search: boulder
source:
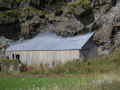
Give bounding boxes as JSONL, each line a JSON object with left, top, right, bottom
{"left": 50, "top": 16, "right": 84, "bottom": 36}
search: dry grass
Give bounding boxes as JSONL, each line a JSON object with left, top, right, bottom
{"left": 26, "top": 49, "right": 120, "bottom": 76}
{"left": 1, "top": 49, "right": 120, "bottom": 78}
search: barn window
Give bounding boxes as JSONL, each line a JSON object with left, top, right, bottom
{"left": 12, "top": 54, "right": 15, "bottom": 59}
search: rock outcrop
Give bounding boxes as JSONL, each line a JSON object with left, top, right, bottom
{"left": 0, "top": 0, "right": 119, "bottom": 47}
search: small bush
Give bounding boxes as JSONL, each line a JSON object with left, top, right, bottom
{"left": 0, "top": 59, "right": 18, "bottom": 65}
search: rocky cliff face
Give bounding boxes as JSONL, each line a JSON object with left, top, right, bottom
{"left": 0, "top": 0, "right": 119, "bottom": 46}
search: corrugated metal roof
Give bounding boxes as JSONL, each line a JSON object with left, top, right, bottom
{"left": 6, "top": 32, "right": 94, "bottom": 51}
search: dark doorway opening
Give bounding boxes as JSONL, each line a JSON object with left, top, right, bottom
{"left": 16, "top": 54, "right": 21, "bottom": 63}
{"left": 16, "top": 54, "right": 20, "bottom": 60}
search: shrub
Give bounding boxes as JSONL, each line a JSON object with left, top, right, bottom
{"left": 0, "top": 59, "right": 18, "bottom": 65}
{"left": 68, "top": 0, "right": 91, "bottom": 8}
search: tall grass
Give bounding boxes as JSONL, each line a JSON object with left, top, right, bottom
{"left": 28, "top": 49, "right": 120, "bottom": 76}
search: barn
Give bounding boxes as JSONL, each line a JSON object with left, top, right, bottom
{"left": 6, "top": 32, "right": 97, "bottom": 67}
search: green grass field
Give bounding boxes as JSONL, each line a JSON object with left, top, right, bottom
{"left": 0, "top": 77, "right": 120, "bottom": 90}
{"left": 0, "top": 77, "right": 95, "bottom": 89}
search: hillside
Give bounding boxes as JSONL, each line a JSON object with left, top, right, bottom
{"left": 0, "top": 0, "right": 116, "bottom": 38}
{"left": 0, "top": 0, "right": 119, "bottom": 50}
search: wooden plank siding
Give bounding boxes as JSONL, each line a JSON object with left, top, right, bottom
{"left": 6, "top": 50, "right": 81, "bottom": 66}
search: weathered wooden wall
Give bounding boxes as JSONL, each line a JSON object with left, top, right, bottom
{"left": 6, "top": 50, "right": 81, "bottom": 66}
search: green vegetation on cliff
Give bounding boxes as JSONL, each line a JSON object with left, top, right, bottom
{"left": 0, "top": 0, "right": 24, "bottom": 4}
{"left": 68, "top": 0, "right": 90, "bottom": 8}
{"left": 0, "top": 0, "right": 115, "bottom": 39}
